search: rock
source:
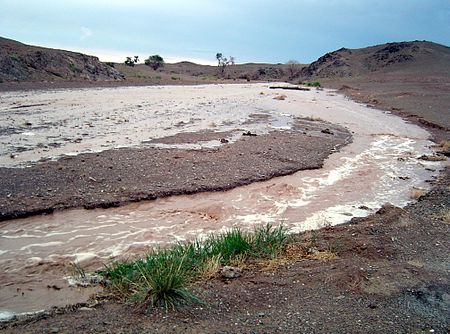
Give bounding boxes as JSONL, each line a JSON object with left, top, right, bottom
{"left": 242, "top": 131, "right": 257, "bottom": 137}
{"left": 321, "top": 128, "right": 334, "bottom": 135}
{"left": 79, "top": 307, "right": 94, "bottom": 311}
{"left": 50, "top": 327, "right": 60, "bottom": 333}
{"left": 358, "top": 205, "right": 370, "bottom": 210}
{"left": 220, "top": 266, "right": 242, "bottom": 279}
{"left": 66, "top": 273, "right": 109, "bottom": 287}
{"left": 220, "top": 138, "right": 229, "bottom": 143}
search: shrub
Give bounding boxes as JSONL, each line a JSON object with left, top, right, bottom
{"left": 306, "top": 81, "right": 321, "bottom": 87}
{"left": 10, "top": 53, "right": 19, "bottom": 61}
{"left": 68, "top": 63, "right": 81, "bottom": 73}
{"left": 145, "top": 55, "right": 165, "bottom": 70}
{"left": 124, "top": 56, "right": 138, "bottom": 67}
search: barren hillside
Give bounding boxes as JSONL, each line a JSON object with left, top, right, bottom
{"left": 0, "top": 37, "right": 124, "bottom": 82}
{"left": 300, "top": 41, "right": 450, "bottom": 78}
{"left": 299, "top": 41, "right": 450, "bottom": 130}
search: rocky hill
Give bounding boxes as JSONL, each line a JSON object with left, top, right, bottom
{"left": 300, "top": 41, "right": 450, "bottom": 78}
{"left": 298, "top": 41, "right": 450, "bottom": 131}
{"left": 0, "top": 37, "right": 124, "bottom": 82}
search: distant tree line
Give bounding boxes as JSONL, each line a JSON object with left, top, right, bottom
{"left": 124, "top": 55, "right": 165, "bottom": 70}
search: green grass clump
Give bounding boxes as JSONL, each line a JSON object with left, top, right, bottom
{"left": 68, "top": 63, "right": 81, "bottom": 73}
{"left": 10, "top": 53, "right": 19, "bottom": 61}
{"left": 306, "top": 81, "right": 321, "bottom": 87}
{"left": 103, "top": 224, "right": 287, "bottom": 310}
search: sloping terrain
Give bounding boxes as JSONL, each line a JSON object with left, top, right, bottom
{"left": 0, "top": 40, "right": 449, "bottom": 333}
{"left": 0, "top": 37, "right": 297, "bottom": 89}
{"left": 300, "top": 41, "right": 450, "bottom": 78}
{"left": 300, "top": 41, "right": 450, "bottom": 130}
{"left": 0, "top": 37, "right": 124, "bottom": 82}
{"left": 114, "top": 61, "right": 293, "bottom": 84}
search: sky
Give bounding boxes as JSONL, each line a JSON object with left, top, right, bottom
{"left": 0, "top": 0, "right": 449, "bottom": 65}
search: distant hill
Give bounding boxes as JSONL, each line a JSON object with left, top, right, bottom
{"left": 0, "top": 37, "right": 296, "bottom": 86}
{"left": 300, "top": 41, "right": 450, "bottom": 79}
{"left": 298, "top": 41, "right": 450, "bottom": 132}
{"left": 0, "top": 37, "right": 124, "bottom": 82}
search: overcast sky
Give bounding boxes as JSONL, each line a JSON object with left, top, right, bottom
{"left": 0, "top": 0, "right": 449, "bottom": 64}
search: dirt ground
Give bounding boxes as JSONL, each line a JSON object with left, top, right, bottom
{"left": 1, "top": 77, "right": 449, "bottom": 333}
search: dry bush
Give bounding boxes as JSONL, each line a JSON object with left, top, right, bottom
{"left": 410, "top": 188, "right": 428, "bottom": 200}
{"left": 306, "top": 250, "right": 339, "bottom": 261}
{"left": 273, "top": 95, "right": 287, "bottom": 100}
{"left": 418, "top": 154, "right": 447, "bottom": 161}
{"left": 438, "top": 140, "right": 450, "bottom": 151}
{"left": 303, "top": 115, "right": 324, "bottom": 122}
{"left": 432, "top": 209, "right": 450, "bottom": 224}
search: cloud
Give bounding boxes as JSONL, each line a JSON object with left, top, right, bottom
{"left": 80, "top": 26, "right": 92, "bottom": 40}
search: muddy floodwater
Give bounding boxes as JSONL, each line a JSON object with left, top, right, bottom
{"left": 0, "top": 83, "right": 445, "bottom": 319}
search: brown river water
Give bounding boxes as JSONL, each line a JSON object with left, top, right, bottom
{"left": 0, "top": 84, "right": 446, "bottom": 320}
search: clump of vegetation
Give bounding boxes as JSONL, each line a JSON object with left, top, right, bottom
{"left": 305, "top": 81, "right": 321, "bottom": 87}
{"left": 124, "top": 56, "right": 139, "bottom": 67}
{"left": 418, "top": 154, "right": 447, "bottom": 162}
{"left": 171, "top": 76, "right": 181, "bottom": 80}
{"left": 103, "top": 224, "right": 288, "bottom": 310}
{"left": 410, "top": 188, "right": 428, "bottom": 200}
{"left": 286, "top": 60, "right": 301, "bottom": 79}
{"left": 9, "top": 53, "right": 20, "bottom": 61}
{"left": 438, "top": 140, "right": 450, "bottom": 151}
{"left": 304, "top": 115, "right": 324, "bottom": 122}
{"left": 104, "top": 62, "right": 115, "bottom": 68}
{"left": 434, "top": 140, "right": 450, "bottom": 156}
{"left": 145, "top": 55, "right": 165, "bottom": 70}
{"left": 431, "top": 209, "right": 450, "bottom": 224}
{"left": 216, "top": 53, "right": 235, "bottom": 77}
{"left": 68, "top": 63, "right": 81, "bottom": 73}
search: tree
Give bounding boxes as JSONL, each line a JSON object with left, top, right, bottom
{"left": 145, "top": 55, "right": 165, "bottom": 70}
{"left": 216, "top": 53, "right": 235, "bottom": 76}
{"left": 124, "top": 56, "right": 139, "bottom": 67}
{"left": 286, "top": 60, "right": 301, "bottom": 79}
{"left": 124, "top": 56, "right": 134, "bottom": 67}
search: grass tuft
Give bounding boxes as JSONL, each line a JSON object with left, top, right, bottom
{"left": 102, "top": 224, "right": 288, "bottom": 311}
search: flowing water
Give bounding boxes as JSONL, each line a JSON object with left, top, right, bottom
{"left": 0, "top": 83, "right": 445, "bottom": 319}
